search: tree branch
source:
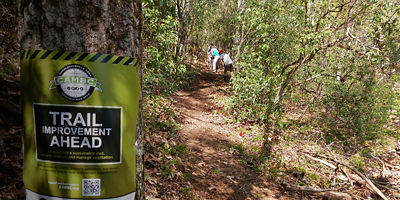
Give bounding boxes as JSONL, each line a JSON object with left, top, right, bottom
{"left": 315, "top": 1, "right": 352, "bottom": 32}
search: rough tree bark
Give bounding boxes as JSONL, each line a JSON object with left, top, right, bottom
{"left": 18, "top": 0, "right": 144, "bottom": 199}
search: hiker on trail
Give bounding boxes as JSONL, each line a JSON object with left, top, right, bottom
{"left": 207, "top": 42, "right": 214, "bottom": 69}
{"left": 219, "top": 49, "right": 233, "bottom": 82}
{"left": 211, "top": 45, "right": 220, "bottom": 73}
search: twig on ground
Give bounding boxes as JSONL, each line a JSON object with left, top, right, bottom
{"left": 372, "top": 155, "right": 387, "bottom": 178}
{"left": 282, "top": 182, "right": 355, "bottom": 200}
{"left": 379, "top": 156, "right": 400, "bottom": 170}
{"left": 373, "top": 180, "right": 400, "bottom": 191}
{"left": 282, "top": 182, "right": 331, "bottom": 192}
{"left": 323, "top": 142, "right": 338, "bottom": 161}
{"left": 305, "top": 154, "right": 337, "bottom": 169}
{"left": 374, "top": 182, "right": 400, "bottom": 191}
{"left": 340, "top": 166, "right": 354, "bottom": 186}
{"left": 315, "top": 154, "right": 390, "bottom": 200}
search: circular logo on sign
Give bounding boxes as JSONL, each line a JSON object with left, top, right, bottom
{"left": 55, "top": 64, "right": 96, "bottom": 102}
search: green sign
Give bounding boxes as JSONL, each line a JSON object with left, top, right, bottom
{"left": 21, "top": 50, "right": 140, "bottom": 199}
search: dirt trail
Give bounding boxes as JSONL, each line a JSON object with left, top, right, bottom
{"left": 171, "top": 64, "right": 298, "bottom": 200}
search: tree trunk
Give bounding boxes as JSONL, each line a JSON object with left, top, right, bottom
{"left": 233, "top": 0, "right": 244, "bottom": 71}
{"left": 180, "top": 0, "right": 190, "bottom": 60}
{"left": 175, "top": 0, "right": 182, "bottom": 62}
{"left": 18, "top": 0, "right": 144, "bottom": 199}
{"left": 175, "top": 0, "right": 190, "bottom": 62}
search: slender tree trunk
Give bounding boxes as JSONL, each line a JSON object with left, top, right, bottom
{"left": 175, "top": 0, "right": 182, "bottom": 62}
{"left": 18, "top": 0, "right": 144, "bottom": 199}
{"left": 180, "top": 0, "right": 190, "bottom": 61}
{"left": 175, "top": 0, "right": 190, "bottom": 63}
{"left": 233, "top": 0, "right": 244, "bottom": 71}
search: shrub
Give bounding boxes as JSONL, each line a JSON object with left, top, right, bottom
{"left": 320, "top": 75, "right": 395, "bottom": 142}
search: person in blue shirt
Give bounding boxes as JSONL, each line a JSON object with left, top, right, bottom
{"left": 211, "top": 45, "right": 220, "bottom": 73}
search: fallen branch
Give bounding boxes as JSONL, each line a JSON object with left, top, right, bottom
{"left": 282, "top": 182, "right": 331, "bottom": 192}
{"left": 380, "top": 156, "right": 400, "bottom": 170}
{"left": 340, "top": 166, "right": 354, "bottom": 186}
{"left": 316, "top": 154, "right": 390, "bottom": 200}
{"left": 373, "top": 181, "right": 400, "bottom": 191}
{"left": 305, "top": 153, "right": 355, "bottom": 187}
{"left": 305, "top": 154, "right": 337, "bottom": 169}
{"left": 372, "top": 155, "right": 387, "bottom": 177}
{"left": 282, "top": 182, "right": 355, "bottom": 200}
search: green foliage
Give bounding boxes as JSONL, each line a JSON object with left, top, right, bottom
{"left": 161, "top": 164, "right": 172, "bottom": 176}
{"left": 183, "top": 173, "right": 191, "bottom": 181}
{"left": 320, "top": 75, "right": 395, "bottom": 142}
{"left": 229, "top": 0, "right": 302, "bottom": 122}
{"left": 180, "top": 187, "right": 191, "bottom": 195}
{"left": 351, "top": 153, "right": 365, "bottom": 172}
{"left": 229, "top": 0, "right": 400, "bottom": 141}
{"left": 268, "top": 167, "right": 280, "bottom": 179}
{"left": 231, "top": 62, "right": 277, "bottom": 122}
{"left": 169, "top": 158, "right": 180, "bottom": 168}
{"left": 211, "top": 168, "right": 220, "bottom": 175}
{"left": 143, "top": 95, "right": 181, "bottom": 135}
{"left": 189, "top": 0, "right": 237, "bottom": 52}
{"left": 231, "top": 143, "right": 245, "bottom": 154}
{"left": 253, "top": 135, "right": 263, "bottom": 141}
{"left": 143, "top": 0, "right": 195, "bottom": 95}
{"left": 162, "top": 144, "right": 188, "bottom": 157}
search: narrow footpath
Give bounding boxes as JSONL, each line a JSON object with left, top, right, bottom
{"left": 171, "top": 63, "right": 299, "bottom": 200}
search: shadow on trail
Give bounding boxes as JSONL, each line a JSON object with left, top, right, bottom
{"left": 187, "top": 133, "right": 292, "bottom": 200}
{"left": 185, "top": 66, "right": 227, "bottom": 90}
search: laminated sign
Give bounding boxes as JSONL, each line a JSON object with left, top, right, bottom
{"left": 21, "top": 50, "right": 140, "bottom": 200}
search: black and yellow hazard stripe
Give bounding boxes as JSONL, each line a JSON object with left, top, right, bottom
{"left": 21, "top": 50, "right": 138, "bottom": 66}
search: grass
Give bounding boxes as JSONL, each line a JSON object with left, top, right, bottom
{"left": 183, "top": 173, "right": 191, "bottom": 181}
{"left": 181, "top": 187, "right": 191, "bottom": 195}
{"left": 211, "top": 168, "right": 220, "bottom": 175}
{"left": 162, "top": 144, "right": 188, "bottom": 157}
{"left": 161, "top": 164, "right": 172, "bottom": 177}
{"left": 268, "top": 167, "right": 280, "bottom": 179}
{"left": 253, "top": 135, "right": 263, "bottom": 141}
{"left": 169, "top": 158, "right": 180, "bottom": 166}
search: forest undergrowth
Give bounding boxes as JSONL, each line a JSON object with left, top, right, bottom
{"left": 142, "top": 57, "right": 400, "bottom": 200}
